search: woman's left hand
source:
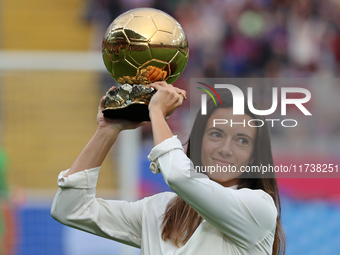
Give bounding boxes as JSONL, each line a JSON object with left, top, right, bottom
{"left": 148, "top": 81, "right": 186, "bottom": 118}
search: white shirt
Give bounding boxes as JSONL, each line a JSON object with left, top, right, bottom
{"left": 51, "top": 136, "right": 277, "bottom": 255}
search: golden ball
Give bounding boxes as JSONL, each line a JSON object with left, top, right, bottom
{"left": 102, "top": 8, "right": 189, "bottom": 85}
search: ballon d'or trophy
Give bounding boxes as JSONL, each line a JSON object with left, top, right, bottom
{"left": 101, "top": 8, "right": 189, "bottom": 121}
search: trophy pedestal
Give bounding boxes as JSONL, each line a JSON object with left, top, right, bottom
{"left": 102, "top": 84, "right": 155, "bottom": 122}
{"left": 102, "top": 103, "right": 150, "bottom": 122}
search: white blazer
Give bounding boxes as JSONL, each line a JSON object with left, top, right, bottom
{"left": 51, "top": 136, "right": 277, "bottom": 255}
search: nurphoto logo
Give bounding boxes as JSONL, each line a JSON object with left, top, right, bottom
{"left": 197, "top": 82, "right": 312, "bottom": 128}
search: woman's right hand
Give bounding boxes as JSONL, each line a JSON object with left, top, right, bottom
{"left": 97, "top": 86, "right": 146, "bottom": 133}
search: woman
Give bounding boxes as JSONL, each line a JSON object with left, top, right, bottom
{"left": 51, "top": 81, "right": 285, "bottom": 255}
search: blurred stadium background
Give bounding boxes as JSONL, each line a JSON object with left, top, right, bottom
{"left": 1, "top": 0, "right": 340, "bottom": 254}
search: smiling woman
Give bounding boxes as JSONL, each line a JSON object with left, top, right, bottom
{"left": 51, "top": 83, "right": 285, "bottom": 255}
{"left": 200, "top": 108, "right": 257, "bottom": 185}
{"left": 158, "top": 89, "right": 286, "bottom": 254}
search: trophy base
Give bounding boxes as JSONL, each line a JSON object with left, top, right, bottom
{"left": 102, "top": 103, "right": 150, "bottom": 122}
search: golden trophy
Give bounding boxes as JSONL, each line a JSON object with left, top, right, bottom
{"left": 101, "top": 8, "right": 189, "bottom": 121}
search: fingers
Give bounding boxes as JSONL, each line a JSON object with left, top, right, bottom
{"left": 177, "top": 91, "right": 187, "bottom": 101}
{"left": 174, "top": 87, "right": 187, "bottom": 101}
{"left": 150, "top": 72, "right": 162, "bottom": 82}
{"left": 149, "top": 69, "right": 162, "bottom": 82}
{"left": 147, "top": 66, "right": 158, "bottom": 81}
{"left": 108, "top": 86, "right": 116, "bottom": 91}
{"left": 100, "top": 86, "right": 117, "bottom": 110}
{"left": 175, "top": 88, "right": 186, "bottom": 96}
{"left": 99, "top": 96, "right": 106, "bottom": 110}
{"left": 148, "top": 81, "right": 170, "bottom": 89}
{"left": 148, "top": 82, "right": 186, "bottom": 101}
{"left": 147, "top": 66, "right": 156, "bottom": 77}
{"left": 148, "top": 83, "right": 162, "bottom": 91}
{"left": 147, "top": 66, "right": 168, "bottom": 82}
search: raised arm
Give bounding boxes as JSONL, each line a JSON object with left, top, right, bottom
{"left": 66, "top": 91, "right": 145, "bottom": 177}
{"left": 148, "top": 81, "right": 186, "bottom": 146}
{"left": 51, "top": 90, "right": 146, "bottom": 246}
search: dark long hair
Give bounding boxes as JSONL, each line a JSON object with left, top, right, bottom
{"left": 161, "top": 90, "right": 286, "bottom": 255}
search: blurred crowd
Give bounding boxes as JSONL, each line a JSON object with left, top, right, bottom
{"left": 83, "top": 0, "right": 340, "bottom": 137}
{"left": 84, "top": 0, "right": 340, "bottom": 78}
{"left": 176, "top": 0, "right": 340, "bottom": 79}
